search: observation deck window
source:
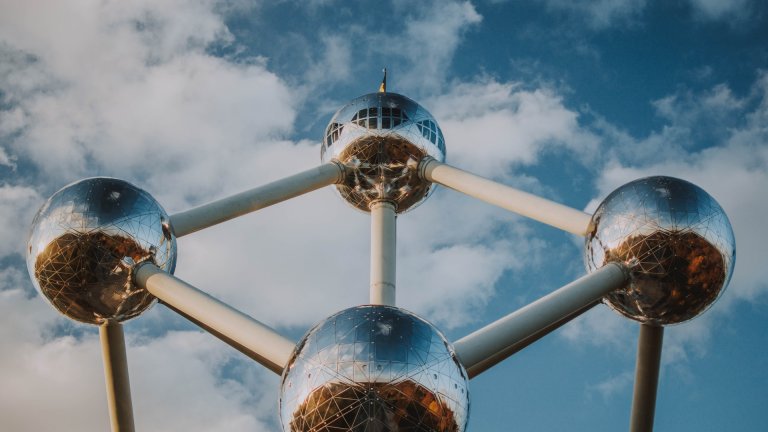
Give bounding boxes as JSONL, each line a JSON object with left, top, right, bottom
{"left": 349, "top": 106, "right": 410, "bottom": 130}
{"left": 351, "top": 108, "right": 377, "bottom": 129}
{"left": 325, "top": 122, "right": 343, "bottom": 147}
{"left": 416, "top": 119, "right": 445, "bottom": 152}
{"left": 381, "top": 107, "right": 407, "bottom": 129}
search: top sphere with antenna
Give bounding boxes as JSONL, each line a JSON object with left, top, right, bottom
{"left": 321, "top": 86, "right": 446, "bottom": 213}
{"left": 26, "top": 177, "right": 177, "bottom": 325}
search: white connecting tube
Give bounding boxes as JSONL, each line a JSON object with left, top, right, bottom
{"left": 134, "top": 264, "right": 296, "bottom": 375}
{"left": 453, "top": 263, "right": 629, "bottom": 377}
{"left": 170, "top": 162, "right": 345, "bottom": 237}
{"left": 420, "top": 157, "right": 592, "bottom": 236}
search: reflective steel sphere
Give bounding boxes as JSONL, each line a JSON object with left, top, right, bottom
{"left": 585, "top": 176, "right": 735, "bottom": 325}
{"left": 321, "top": 92, "right": 446, "bottom": 213}
{"left": 27, "top": 177, "right": 177, "bottom": 325}
{"left": 280, "top": 305, "right": 469, "bottom": 432}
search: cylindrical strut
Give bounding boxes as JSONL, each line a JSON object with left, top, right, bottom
{"left": 134, "top": 263, "right": 296, "bottom": 374}
{"left": 420, "top": 157, "right": 592, "bottom": 236}
{"left": 370, "top": 201, "right": 397, "bottom": 306}
{"left": 630, "top": 324, "right": 664, "bottom": 432}
{"left": 170, "top": 162, "right": 345, "bottom": 237}
{"left": 453, "top": 263, "right": 628, "bottom": 377}
{"left": 100, "top": 321, "right": 135, "bottom": 432}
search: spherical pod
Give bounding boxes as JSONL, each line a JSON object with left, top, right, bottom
{"left": 27, "top": 177, "right": 177, "bottom": 324}
{"left": 280, "top": 305, "right": 469, "bottom": 432}
{"left": 585, "top": 176, "right": 735, "bottom": 325}
{"left": 321, "top": 92, "right": 446, "bottom": 213}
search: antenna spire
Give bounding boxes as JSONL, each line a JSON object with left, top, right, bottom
{"left": 378, "top": 68, "right": 387, "bottom": 93}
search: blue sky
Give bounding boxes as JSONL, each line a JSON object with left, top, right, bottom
{"left": 1, "top": 0, "right": 767, "bottom": 431}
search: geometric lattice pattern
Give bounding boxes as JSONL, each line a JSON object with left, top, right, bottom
{"left": 320, "top": 93, "right": 446, "bottom": 213}
{"left": 26, "top": 177, "right": 177, "bottom": 324}
{"left": 280, "top": 305, "right": 469, "bottom": 431}
{"left": 585, "top": 176, "right": 735, "bottom": 325}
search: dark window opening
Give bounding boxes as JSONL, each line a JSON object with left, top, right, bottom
{"left": 417, "top": 119, "right": 443, "bottom": 150}
{"left": 348, "top": 105, "right": 412, "bottom": 131}
{"left": 325, "top": 122, "right": 344, "bottom": 147}
{"left": 380, "top": 107, "right": 408, "bottom": 129}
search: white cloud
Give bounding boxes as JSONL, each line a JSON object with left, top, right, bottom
{"left": 544, "top": 0, "right": 647, "bottom": 29}
{"left": 0, "top": 184, "right": 41, "bottom": 258}
{"left": 0, "top": 287, "right": 280, "bottom": 431}
{"left": 0, "top": 0, "right": 294, "bottom": 198}
{"left": 1, "top": 48, "right": 295, "bottom": 197}
{"left": 429, "top": 79, "right": 600, "bottom": 178}
{"left": 130, "top": 331, "right": 278, "bottom": 432}
{"left": 588, "top": 370, "right": 634, "bottom": 400}
{"left": 383, "top": 1, "right": 482, "bottom": 94}
{"left": 399, "top": 233, "right": 522, "bottom": 329}
{"left": 561, "top": 304, "right": 635, "bottom": 352}
{"left": 0, "top": 146, "right": 15, "bottom": 169}
{"left": 543, "top": 0, "right": 755, "bottom": 28}
{"left": 296, "top": 35, "right": 353, "bottom": 96}
{"left": 0, "top": 0, "right": 235, "bottom": 79}
{"left": 687, "top": 0, "right": 751, "bottom": 21}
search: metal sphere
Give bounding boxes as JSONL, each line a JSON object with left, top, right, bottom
{"left": 280, "top": 305, "right": 469, "bottom": 432}
{"left": 585, "top": 176, "right": 735, "bottom": 325}
{"left": 321, "top": 92, "right": 446, "bottom": 213}
{"left": 26, "top": 177, "right": 177, "bottom": 325}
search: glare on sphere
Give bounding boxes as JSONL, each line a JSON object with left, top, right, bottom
{"left": 26, "top": 177, "right": 177, "bottom": 325}
{"left": 280, "top": 305, "right": 469, "bottom": 432}
{"left": 321, "top": 92, "right": 446, "bottom": 213}
{"left": 585, "top": 176, "right": 735, "bottom": 325}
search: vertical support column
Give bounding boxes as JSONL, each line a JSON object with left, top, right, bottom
{"left": 100, "top": 321, "right": 135, "bottom": 432}
{"left": 630, "top": 324, "right": 665, "bottom": 432}
{"left": 370, "top": 200, "right": 396, "bottom": 306}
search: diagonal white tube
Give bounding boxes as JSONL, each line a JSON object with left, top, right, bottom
{"left": 370, "top": 201, "right": 397, "bottom": 306}
{"left": 453, "top": 263, "right": 628, "bottom": 378}
{"left": 170, "top": 162, "right": 345, "bottom": 237}
{"left": 419, "top": 157, "right": 592, "bottom": 236}
{"left": 629, "top": 324, "right": 664, "bottom": 432}
{"left": 100, "top": 321, "right": 135, "bottom": 432}
{"left": 134, "top": 264, "right": 296, "bottom": 375}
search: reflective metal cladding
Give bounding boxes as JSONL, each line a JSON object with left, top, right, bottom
{"left": 280, "top": 305, "right": 469, "bottom": 432}
{"left": 321, "top": 92, "right": 446, "bottom": 213}
{"left": 26, "top": 177, "right": 177, "bottom": 325}
{"left": 585, "top": 176, "right": 735, "bottom": 325}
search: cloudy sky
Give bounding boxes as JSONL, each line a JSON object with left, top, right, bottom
{"left": 1, "top": 0, "right": 767, "bottom": 430}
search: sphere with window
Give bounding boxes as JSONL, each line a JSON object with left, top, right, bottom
{"left": 320, "top": 92, "right": 447, "bottom": 213}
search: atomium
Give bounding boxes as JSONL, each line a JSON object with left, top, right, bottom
{"left": 321, "top": 92, "right": 446, "bottom": 213}
{"left": 585, "top": 176, "right": 735, "bottom": 325}
{"left": 280, "top": 305, "right": 469, "bottom": 432}
{"left": 25, "top": 83, "right": 737, "bottom": 432}
{"left": 26, "top": 177, "right": 177, "bottom": 325}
